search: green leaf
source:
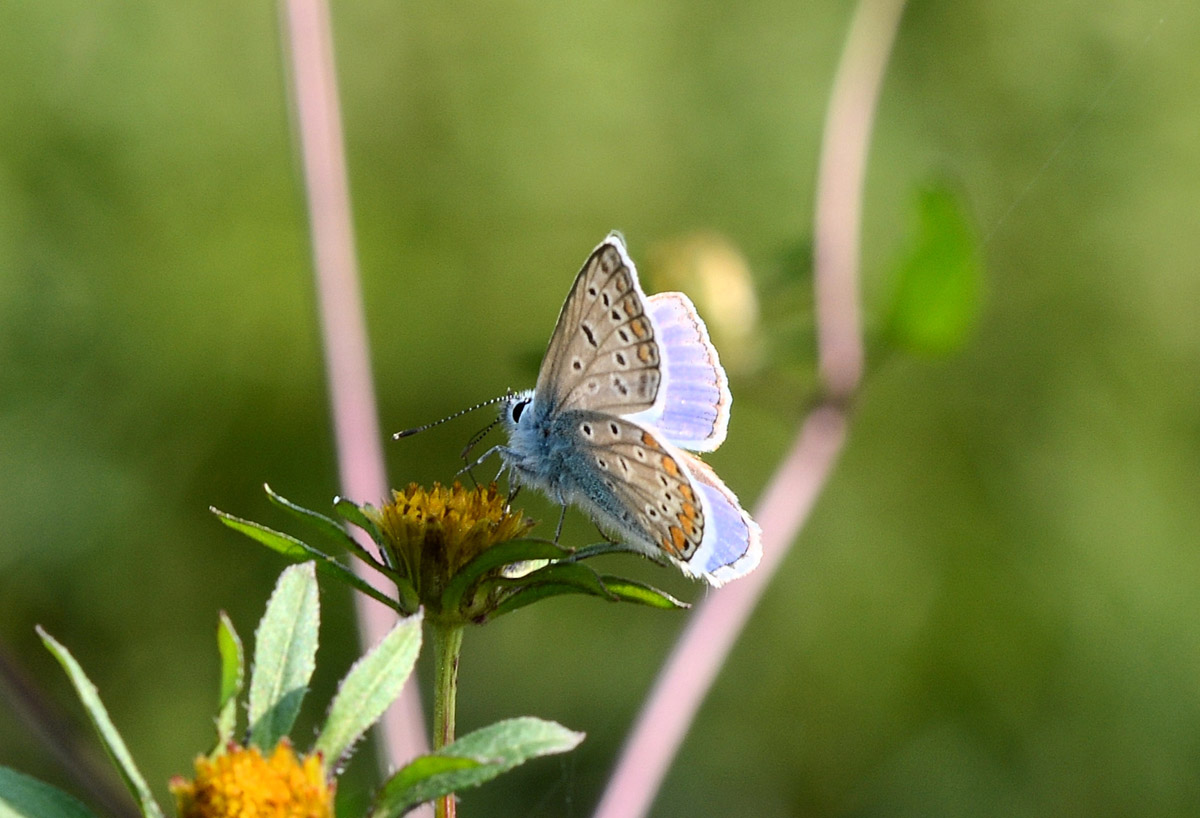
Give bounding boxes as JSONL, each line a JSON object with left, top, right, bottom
{"left": 36, "top": 629, "right": 164, "bottom": 818}
{"left": 248, "top": 563, "right": 319, "bottom": 750}
{"left": 493, "top": 561, "right": 614, "bottom": 599}
{"left": 370, "top": 718, "right": 584, "bottom": 818}
{"left": 0, "top": 767, "right": 100, "bottom": 818}
{"left": 442, "top": 539, "right": 569, "bottom": 613}
{"left": 883, "top": 183, "right": 982, "bottom": 355}
{"left": 214, "top": 611, "right": 244, "bottom": 750}
{"left": 567, "top": 540, "right": 652, "bottom": 561}
{"left": 265, "top": 484, "right": 374, "bottom": 560}
{"left": 485, "top": 583, "right": 593, "bottom": 621}
{"left": 211, "top": 508, "right": 406, "bottom": 614}
{"left": 599, "top": 576, "right": 689, "bottom": 609}
{"left": 313, "top": 610, "right": 424, "bottom": 765}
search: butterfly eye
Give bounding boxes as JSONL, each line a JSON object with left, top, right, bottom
{"left": 511, "top": 398, "right": 530, "bottom": 424}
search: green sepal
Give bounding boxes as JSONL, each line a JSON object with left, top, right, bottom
{"left": 36, "top": 629, "right": 165, "bottom": 818}
{"left": 333, "top": 496, "right": 385, "bottom": 548}
{"left": 442, "top": 538, "right": 569, "bottom": 613}
{"left": 369, "top": 717, "right": 584, "bottom": 818}
{"left": 313, "top": 610, "right": 423, "bottom": 767}
{"left": 0, "top": 766, "right": 99, "bottom": 818}
{"left": 210, "top": 508, "right": 406, "bottom": 614}
{"left": 214, "top": 611, "right": 244, "bottom": 751}
{"left": 247, "top": 563, "right": 319, "bottom": 751}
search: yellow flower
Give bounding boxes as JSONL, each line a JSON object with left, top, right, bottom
{"left": 366, "top": 483, "right": 535, "bottom": 619}
{"left": 170, "top": 741, "right": 334, "bottom": 818}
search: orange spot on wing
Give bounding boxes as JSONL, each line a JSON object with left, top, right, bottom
{"left": 678, "top": 484, "right": 695, "bottom": 502}
{"left": 630, "top": 317, "right": 648, "bottom": 338}
{"left": 669, "top": 525, "right": 686, "bottom": 554}
{"left": 661, "top": 456, "right": 679, "bottom": 476}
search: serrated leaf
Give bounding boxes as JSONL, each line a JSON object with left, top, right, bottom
{"left": 36, "top": 629, "right": 164, "bottom": 818}
{"left": 443, "top": 539, "right": 569, "bottom": 613}
{"left": 214, "top": 611, "right": 244, "bottom": 750}
{"left": 884, "top": 184, "right": 982, "bottom": 355}
{"left": 370, "top": 718, "right": 584, "bottom": 818}
{"left": 313, "top": 611, "right": 423, "bottom": 765}
{"left": 248, "top": 563, "right": 319, "bottom": 750}
{"left": 211, "top": 508, "right": 406, "bottom": 614}
{"left": 0, "top": 766, "right": 100, "bottom": 818}
{"left": 598, "top": 576, "right": 689, "bottom": 609}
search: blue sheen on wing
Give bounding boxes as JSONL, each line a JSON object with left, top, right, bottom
{"left": 634, "top": 293, "right": 730, "bottom": 451}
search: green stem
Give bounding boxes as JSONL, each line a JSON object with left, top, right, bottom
{"left": 432, "top": 622, "right": 465, "bottom": 818}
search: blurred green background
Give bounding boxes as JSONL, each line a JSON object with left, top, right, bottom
{"left": 3, "top": 1, "right": 1199, "bottom": 816}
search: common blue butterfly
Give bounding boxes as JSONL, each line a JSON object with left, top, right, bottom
{"left": 498, "top": 233, "right": 761, "bottom": 586}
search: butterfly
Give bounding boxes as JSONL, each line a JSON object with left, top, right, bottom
{"left": 497, "top": 232, "right": 761, "bottom": 586}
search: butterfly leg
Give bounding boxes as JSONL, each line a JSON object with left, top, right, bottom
{"left": 459, "top": 417, "right": 503, "bottom": 487}
{"left": 553, "top": 504, "right": 568, "bottom": 545}
{"left": 457, "top": 444, "right": 502, "bottom": 478}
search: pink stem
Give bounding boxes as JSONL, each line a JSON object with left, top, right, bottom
{"left": 591, "top": 2, "right": 906, "bottom": 815}
{"left": 281, "top": 0, "right": 431, "bottom": 777}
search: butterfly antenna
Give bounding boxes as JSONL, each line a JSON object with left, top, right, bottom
{"left": 392, "top": 393, "right": 510, "bottom": 440}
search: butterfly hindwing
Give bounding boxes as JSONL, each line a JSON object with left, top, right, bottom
{"left": 535, "top": 235, "right": 662, "bottom": 415}
{"left": 676, "top": 452, "right": 761, "bottom": 585}
{"left": 559, "top": 411, "right": 705, "bottom": 563}
{"left": 627, "top": 292, "right": 731, "bottom": 451}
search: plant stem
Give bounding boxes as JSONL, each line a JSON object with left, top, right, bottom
{"left": 432, "top": 622, "right": 465, "bottom": 818}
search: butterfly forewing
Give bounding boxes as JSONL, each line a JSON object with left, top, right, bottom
{"left": 563, "top": 411, "right": 705, "bottom": 561}
{"left": 535, "top": 237, "right": 662, "bottom": 415}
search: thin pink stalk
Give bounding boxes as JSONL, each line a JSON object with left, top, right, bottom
{"left": 591, "top": 2, "right": 907, "bottom": 816}
{"left": 281, "top": 0, "right": 430, "bottom": 778}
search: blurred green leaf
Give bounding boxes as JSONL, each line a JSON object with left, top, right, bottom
{"left": 369, "top": 717, "right": 584, "bottom": 818}
{"left": 247, "top": 563, "right": 319, "bottom": 751}
{"left": 210, "top": 508, "right": 405, "bottom": 613}
{"left": 883, "top": 184, "right": 982, "bottom": 355}
{"left": 214, "top": 611, "right": 244, "bottom": 751}
{"left": 313, "top": 610, "right": 423, "bottom": 766}
{"left": 36, "top": 629, "right": 164, "bottom": 818}
{"left": 0, "top": 767, "right": 100, "bottom": 818}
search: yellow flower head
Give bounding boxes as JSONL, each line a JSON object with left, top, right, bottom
{"left": 367, "top": 483, "right": 535, "bottom": 615}
{"left": 170, "top": 741, "right": 334, "bottom": 818}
